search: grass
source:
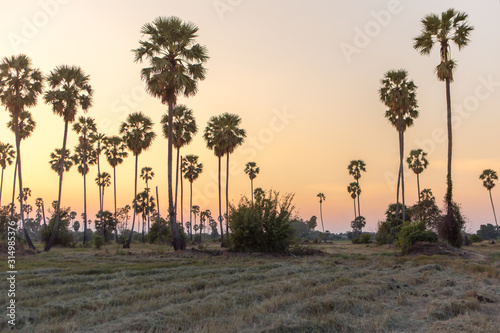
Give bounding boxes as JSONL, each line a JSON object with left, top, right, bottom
{"left": 1, "top": 241, "right": 499, "bottom": 332}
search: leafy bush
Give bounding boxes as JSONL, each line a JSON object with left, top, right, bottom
{"left": 40, "top": 207, "right": 74, "bottom": 247}
{"left": 395, "top": 220, "right": 438, "bottom": 250}
{"left": 352, "top": 233, "right": 372, "bottom": 244}
{"left": 469, "top": 234, "right": 483, "bottom": 244}
{"left": 229, "top": 190, "right": 294, "bottom": 252}
{"left": 93, "top": 235, "right": 104, "bottom": 249}
{"left": 436, "top": 202, "right": 466, "bottom": 248}
{"left": 147, "top": 218, "right": 171, "bottom": 244}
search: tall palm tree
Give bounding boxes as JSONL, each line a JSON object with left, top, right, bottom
{"left": 182, "top": 154, "right": 203, "bottom": 242}
{"left": 347, "top": 182, "right": 360, "bottom": 220}
{"left": 192, "top": 204, "right": 200, "bottom": 241}
{"left": 480, "top": 169, "right": 498, "bottom": 230}
{"left": 0, "top": 142, "right": 15, "bottom": 207}
{"left": 204, "top": 118, "right": 226, "bottom": 241}
{"left": 379, "top": 69, "right": 418, "bottom": 225}
{"left": 0, "top": 54, "right": 43, "bottom": 250}
{"left": 347, "top": 160, "right": 366, "bottom": 217}
{"left": 133, "top": 16, "right": 208, "bottom": 251}
{"left": 160, "top": 104, "right": 197, "bottom": 222}
{"left": 72, "top": 116, "right": 97, "bottom": 244}
{"left": 90, "top": 131, "right": 106, "bottom": 217}
{"left": 120, "top": 112, "right": 155, "bottom": 248}
{"left": 49, "top": 148, "right": 73, "bottom": 174}
{"left": 140, "top": 166, "right": 154, "bottom": 234}
{"left": 407, "top": 149, "right": 429, "bottom": 202}
{"left": 103, "top": 135, "right": 128, "bottom": 243}
{"left": 317, "top": 193, "right": 326, "bottom": 233}
{"left": 414, "top": 9, "right": 473, "bottom": 211}
{"left": 244, "top": 162, "right": 260, "bottom": 205}
{"left": 44, "top": 65, "right": 93, "bottom": 252}
{"left": 219, "top": 113, "right": 246, "bottom": 235}
{"left": 95, "top": 172, "right": 111, "bottom": 213}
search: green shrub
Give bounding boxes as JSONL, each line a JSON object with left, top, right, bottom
{"left": 469, "top": 234, "right": 483, "bottom": 244}
{"left": 147, "top": 218, "right": 171, "bottom": 244}
{"left": 40, "top": 208, "right": 74, "bottom": 247}
{"left": 93, "top": 235, "right": 104, "bottom": 249}
{"left": 396, "top": 220, "right": 438, "bottom": 250}
{"left": 352, "top": 233, "right": 372, "bottom": 244}
{"left": 229, "top": 190, "right": 294, "bottom": 253}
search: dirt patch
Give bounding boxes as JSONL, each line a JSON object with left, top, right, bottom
{"left": 403, "top": 242, "right": 487, "bottom": 261}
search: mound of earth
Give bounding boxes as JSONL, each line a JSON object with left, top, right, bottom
{"left": 403, "top": 242, "right": 486, "bottom": 261}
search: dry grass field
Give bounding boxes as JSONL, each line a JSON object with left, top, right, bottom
{"left": 2, "top": 241, "right": 500, "bottom": 332}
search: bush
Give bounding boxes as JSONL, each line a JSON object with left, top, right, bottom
{"left": 40, "top": 208, "right": 74, "bottom": 247}
{"left": 229, "top": 190, "right": 294, "bottom": 253}
{"left": 436, "top": 202, "right": 466, "bottom": 248}
{"left": 93, "top": 235, "right": 104, "bottom": 249}
{"left": 469, "top": 234, "right": 483, "bottom": 244}
{"left": 352, "top": 233, "right": 372, "bottom": 244}
{"left": 396, "top": 220, "right": 438, "bottom": 250}
{"left": 147, "top": 218, "right": 171, "bottom": 244}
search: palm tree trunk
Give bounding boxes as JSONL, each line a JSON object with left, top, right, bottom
{"left": 146, "top": 180, "right": 150, "bottom": 237}
{"left": 394, "top": 125, "right": 402, "bottom": 227}
{"left": 250, "top": 178, "right": 254, "bottom": 206}
{"left": 83, "top": 167, "right": 87, "bottom": 244}
{"left": 445, "top": 77, "right": 453, "bottom": 207}
{"left": 113, "top": 165, "right": 118, "bottom": 243}
{"left": 353, "top": 198, "right": 357, "bottom": 220}
{"left": 174, "top": 147, "right": 180, "bottom": 220}
{"left": 401, "top": 130, "right": 406, "bottom": 223}
{"left": 319, "top": 201, "right": 324, "bottom": 233}
{"left": 97, "top": 144, "right": 102, "bottom": 226}
{"left": 124, "top": 154, "right": 138, "bottom": 248}
{"left": 489, "top": 189, "right": 498, "bottom": 229}
{"left": 41, "top": 199, "right": 46, "bottom": 226}
{"left": 180, "top": 155, "right": 184, "bottom": 231}
{"left": 189, "top": 181, "right": 193, "bottom": 242}
{"left": 10, "top": 160, "right": 17, "bottom": 219}
{"left": 356, "top": 179, "right": 361, "bottom": 218}
{"left": 225, "top": 153, "right": 230, "bottom": 236}
{"left": 45, "top": 120, "right": 70, "bottom": 251}
{"left": 156, "top": 186, "right": 162, "bottom": 243}
{"left": 167, "top": 96, "right": 185, "bottom": 250}
{"left": 218, "top": 156, "right": 224, "bottom": 241}
{"left": 417, "top": 173, "right": 421, "bottom": 202}
{"left": 0, "top": 167, "right": 4, "bottom": 207}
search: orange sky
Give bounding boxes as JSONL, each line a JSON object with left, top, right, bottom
{"left": 1, "top": 0, "right": 500, "bottom": 233}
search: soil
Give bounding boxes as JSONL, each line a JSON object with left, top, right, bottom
{"left": 403, "top": 242, "right": 487, "bottom": 261}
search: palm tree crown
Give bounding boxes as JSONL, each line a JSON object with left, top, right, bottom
{"left": 182, "top": 155, "right": 203, "bottom": 183}
{"left": 119, "top": 112, "right": 156, "bottom": 157}
{"left": 161, "top": 104, "right": 198, "bottom": 149}
{"left": 0, "top": 142, "right": 15, "bottom": 171}
{"left": 407, "top": 149, "right": 428, "bottom": 175}
{"left": 104, "top": 136, "right": 128, "bottom": 168}
{"left": 480, "top": 169, "right": 497, "bottom": 191}
{"left": 347, "top": 160, "right": 366, "bottom": 180}
{"left": 244, "top": 162, "right": 260, "bottom": 181}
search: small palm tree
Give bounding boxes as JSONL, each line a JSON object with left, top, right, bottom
{"left": 90, "top": 131, "right": 107, "bottom": 219}
{"left": 0, "top": 142, "right": 15, "bottom": 207}
{"left": 182, "top": 155, "right": 203, "bottom": 242}
{"left": 120, "top": 112, "right": 156, "bottom": 248}
{"left": 95, "top": 172, "right": 111, "bottom": 211}
{"left": 140, "top": 166, "right": 154, "bottom": 234}
{"left": 44, "top": 65, "right": 93, "bottom": 252}
{"left": 133, "top": 16, "right": 208, "bottom": 251}
{"left": 347, "top": 182, "right": 360, "bottom": 220}
{"left": 244, "top": 162, "right": 260, "bottom": 205}
{"left": 192, "top": 205, "right": 200, "bottom": 241}
{"left": 347, "top": 160, "right": 366, "bottom": 217}
{"left": 407, "top": 149, "right": 429, "bottom": 202}
{"left": 0, "top": 54, "right": 43, "bottom": 250}
{"left": 317, "top": 193, "right": 326, "bottom": 233}
{"left": 479, "top": 169, "right": 498, "bottom": 230}
{"left": 200, "top": 209, "right": 211, "bottom": 242}
{"left": 379, "top": 69, "right": 418, "bottom": 225}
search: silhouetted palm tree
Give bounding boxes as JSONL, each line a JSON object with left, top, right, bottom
{"left": 133, "top": 16, "right": 208, "bottom": 251}
{"left": 407, "top": 149, "right": 429, "bottom": 202}
{"left": 49, "top": 148, "right": 73, "bottom": 174}
{"left": 347, "top": 182, "right": 360, "bottom": 220}
{"left": 120, "top": 112, "right": 155, "bottom": 248}
{"left": 347, "top": 160, "right": 366, "bottom": 217}
{"left": 140, "top": 166, "right": 154, "bottom": 234}
{"left": 480, "top": 169, "right": 498, "bottom": 230}
{"left": 0, "top": 142, "right": 15, "bottom": 207}
{"left": 0, "top": 55, "right": 43, "bottom": 250}
{"left": 379, "top": 69, "right": 418, "bottom": 225}
{"left": 317, "top": 193, "right": 326, "bottom": 233}
{"left": 244, "top": 162, "right": 260, "bottom": 205}
{"left": 182, "top": 154, "right": 203, "bottom": 242}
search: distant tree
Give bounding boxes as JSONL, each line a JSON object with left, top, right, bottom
{"left": 317, "top": 193, "right": 326, "bottom": 233}
{"left": 94, "top": 210, "right": 116, "bottom": 243}
{"left": 140, "top": 166, "right": 154, "bottom": 234}
{"left": 347, "top": 182, "right": 360, "bottom": 220}
{"left": 95, "top": 172, "right": 111, "bottom": 214}
{"left": 479, "top": 169, "right": 498, "bottom": 230}
{"left": 407, "top": 149, "right": 428, "bottom": 201}
{"left": 347, "top": 160, "right": 366, "bottom": 217}
{"left": 477, "top": 223, "right": 499, "bottom": 240}
{"left": 351, "top": 216, "right": 366, "bottom": 238}
{"left": 411, "top": 189, "right": 441, "bottom": 229}
{"left": 73, "top": 220, "right": 80, "bottom": 233}
{"left": 306, "top": 216, "right": 317, "bottom": 231}
{"left": 182, "top": 155, "right": 203, "bottom": 242}
{"left": 244, "top": 162, "right": 260, "bottom": 205}
{"left": 0, "top": 142, "right": 15, "bottom": 207}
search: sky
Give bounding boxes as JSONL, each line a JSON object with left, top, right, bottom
{"left": 0, "top": 0, "right": 499, "bottom": 234}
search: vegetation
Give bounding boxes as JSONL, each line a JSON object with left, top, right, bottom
{"left": 479, "top": 169, "right": 498, "bottom": 230}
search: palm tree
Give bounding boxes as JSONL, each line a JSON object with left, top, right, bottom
{"left": 35, "top": 197, "right": 45, "bottom": 227}
{"left": 192, "top": 205, "right": 200, "bottom": 241}
{"left": 49, "top": 148, "right": 73, "bottom": 174}
{"left": 480, "top": 169, "right": 498, "bottom": 230}
{"left": 120, "top": 112, "right": 156, "bottom": 248}
{"left": 347, "top": 160, "right": 366, "bottom": 217}
{"left": 72, "top": 116, "right": 97, "bottom": 244}
{"left": 317, "top": 193, "right": 326, "bottom": 233}
{"left": 133, "top": 16, "right": 208, "bottom": 251}
{"left": 244, "top": 162, "right": 260, "bottom": 205}
{"left": 414, "top": 9, "right": 473, "bottom": 211}
{"left": 0, "top": 142, "right": 15, "bottom": 207}
{"left": 0, "top": 54, "right": 43, "bottom": 250}
{"left": 379, "top": 69, "right": 418, "bottom": 225}
{"left": 44, "top": 65, "right": 93, "bottom": 252}
{"left": 103, "top": 135, "right": 128, "bottom": 243}
{"left": 90, "top": 131, "right": 106, "bottom": 217}
{"left": 200, "top": 209, "right": 211, "bottom": 242}
{"left": 134, "top": 190, "right": 155, "bottom": 243}
{"left": 347, "top": 182, "right": 360, "bottom": 220}
{"left": 204, "top": 118, "right": 226, "bottom": 241}
{"left": 140, "top": 166, "right": 154, "bottom": 234}
{"left": 407, "top": 149, "right": 429, "bottom": 202}
{"left": 160, "top": 104, "right": 197, "bottom": 222}
{"left": 95, "top": 172, "right": 111, "bottom": 213}
{"left": 182, "top": 154, "right": 203, "bottom": 242}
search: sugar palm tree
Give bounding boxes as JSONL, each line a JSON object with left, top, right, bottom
{"left": 95, "top": 172, "right": 111, "bottom": 213}
{"left": 204, "top": 117, "right": 226, "bottom": 241}
{"left": 133, "top": 16, "right": 208, "bottom": 251}
{"left": 134, "top": 190, "right": 155, "bottom": 243}
{"left": 317, "top": 193, "right": 326, "bottom": 233}
{"left": 182, "top": 154, "right": 203, "bottom": 242}
{"left": 407, "top": 149, "right": 429, "bottom": 202}
{"left": 72, "top": 116, "right": 97, "bottom": 244}
{"left": 140, "top": 166, "right": 154, "bottom": 234}
{"left": 379, "top": 69, "right": 418, "bottom": 225}
{"left": 44, "top": 65, "right": 92, "bottom": 251}
{"left": 414, "top": 9, "right": 473, "bottom": 211}
{"left": 0, "top": 142, "right": 15, "bottom": 207}
{"left": 480, "top": 169, "right": 498, "bottom": 230}
{"left": 160, "top": 104, "right": 197, "bottom": 222}
{"left": 244, "top": 162, "right": 260, "bottom": 205}
{"left": 120, "top": 112, "right": 155, "bottom": 248}
{"left": 347, "top": 160, "right": 366, "bottom": 217}
{"left": 200, "top": 209, "right": 211, "bottom": 242}
{"left": 49, "top": 148, "right": 73, "bottom": 174}
{"left": 0, "top": 55, "right": 43, "bottom": 250}
{"left": 103, "top": 135, "right": 128, "bottom": 243}
{"left": 90, "top": 131, "right": 106, "bottom": 216}
{"left": 192, "top": 205, "right": 200, "bottom": 241}
{"left": 347, "top": 182, "right": 360, "bottom": 220}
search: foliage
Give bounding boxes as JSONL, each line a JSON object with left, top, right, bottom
{"left": 395, "top": 220, "right": 437, "bottom": 250}
{"left": 436, "top": 201, "right": 466, "bottom": 248}
{"left": 352, "top": 233, "right": 372, "bottom": 244}
{"left": 410, "top": 189, "right": 441, "bottom": 228}
{"left": 477, "top": 224, "right": 499, "bottom": 240}
{"left": 94, "top": 211, "right": 116, "bottom": 243}
{"left": 290, "top": 219, "right": 310, "bottom": 238}
{"left": 41, "top": 206, "right": 74, "bottom": 247}
{"left": 93, "top": 235, "right": 104, "bottom": 249}
{"left": 229, "top": 190, "right": 294, "bottom": 252}
{"left": 148, "top": 218, "right": 172, "bottom": 244}
{"left": 306, "top": 216, "right": 317, "bottom": 231}
{"left": 468, "top": 234, "right": 483, "bottom": 244}
{"left": 350, "top": 216, "right": 366, "bottom": 237}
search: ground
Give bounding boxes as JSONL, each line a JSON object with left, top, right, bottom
{"left": 1, "top": 241, "right": 499, "bottom": 332}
